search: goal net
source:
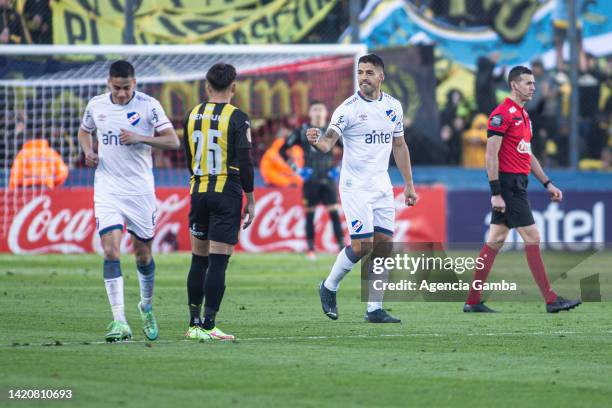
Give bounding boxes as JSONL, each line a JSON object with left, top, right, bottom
{"left": 0, "top": 44, "right": 365, "bottom": 248}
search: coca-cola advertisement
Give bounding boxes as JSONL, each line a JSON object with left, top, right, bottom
{"left": 0, "top": 186, "right": 446, "bottom": 254}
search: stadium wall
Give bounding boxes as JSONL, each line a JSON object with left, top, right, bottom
{"left": 0, "top": 186, "right": 446, "bottom": 254}
{"left": 1, "top": 184, "right": 608, "bottom": 254}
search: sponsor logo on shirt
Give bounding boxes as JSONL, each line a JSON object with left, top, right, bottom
{"left": 365, "top": 130, "right": 392, "bottom": 144}
{"left": 101, "top": 131, "right": 125, "bottom": 145}
{"left": 386, "top": 109, "right": 397, "bottom": 122}
{"left": 127, "top": 111, "right": 141, "bottom": 126}
{"left": 351, "top": 219, "right": 364, "bottom": 233}
{"left": 517, "top": 139, "right": 531, "bottom": 155}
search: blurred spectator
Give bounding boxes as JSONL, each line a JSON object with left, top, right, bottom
{"left": 23, "top": 0, "right": 51, "bottom": 44}
{"left": 404, "top": 116, "right": 443, "bottom": 165}
{"left": 259, "top": 127, "right": 304, "bottom": 187}
{"left": 439, "top": 89, "right": 467, "bottom": 164}
{"left": 526, "top": 60, "right": 556, "bottom": 160}
{"left": 9, "top": 138, "right": 69, "bottom": 189}
{"left": 461, "top": 113, "right": 487, "bottom": 168}
{"left": 578, "top": 53, "right": 605, "bottom": 159}
{"left": 475, "top": 53, "right": 505, "bottom": 116}
{"left": 553, "top": 0, "right": 586, "bottom": 72}
{"left": 0, "top": 0, "right": 30, "bottom": 44}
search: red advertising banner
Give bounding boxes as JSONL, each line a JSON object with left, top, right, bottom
{"left": 0, "top": 186, "right": 446, "bottom": 254}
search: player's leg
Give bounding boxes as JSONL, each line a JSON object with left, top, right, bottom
{"left": 125, "top": 194, "right": 159, "bottom": 340}
{"left": 464, "top": 223, "right": 509, "bottom": 312}
{"left": 185, "top": 192, "right": 211, "bottom": 340}
{"left": 319, "top": 189, "right": 373, "bottom": 320}
{"left": 322, "top": 180, "right": 344, "bottom": 252}
{"left": 200, "top": 192, "right": 243, "bottom": 340}
{"left": 303, "top": 181, "right": 318, "bottom": 259}
{"left": 516, "top": 224, "right": 581, "bottom": 313}
{"left": 364, "top": 190, "right": 400, "bottom": 323}
{"left": 96, "top": 196, "right": 132, "bottom": 342}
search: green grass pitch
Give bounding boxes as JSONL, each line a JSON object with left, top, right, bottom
{"left": 1, "top": 252, "right": 611, "bottom": 408}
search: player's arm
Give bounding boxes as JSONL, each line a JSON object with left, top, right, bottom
{"left": 119, "top": 127, "right": 180, "bottom": 150}
{"left": 392, "top": 136, "right": 417, "bottom": 206}
{"left": 486, "top": 136, "right": 505, "bottom": 212}
{"left": 306, "top": 128, "right": 339, "bottom": 153}
{"left": 279, "top": 128, "right": 299, "bottom": 161}
{"left": 234, "top": 113, "right": 256, "bottom": 229}
{"left": 120, "top": 99, "right": 180, "bottom": 149}
{"left": 531, "top": 155, "right": 562, "bottom": 202}
{"left": 78, "top": 107, "right": 99, "bottom": 167}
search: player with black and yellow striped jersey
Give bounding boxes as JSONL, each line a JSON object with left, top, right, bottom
{"left": 183, "top": 63, "right": 255, "bottom": 341}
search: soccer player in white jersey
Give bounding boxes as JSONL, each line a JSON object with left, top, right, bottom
{"left": 78, "top": 60, "right": 180, "bottom": 341}
{"left": 307, "top": 54, "right": 418, "bottom": 323}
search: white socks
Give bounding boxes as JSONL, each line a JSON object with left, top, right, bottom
{"left": 104, "top": 277, "right": 126, "bottom": 323}
{"left": 324, "top": 247, "right": 357, "bottom": 291}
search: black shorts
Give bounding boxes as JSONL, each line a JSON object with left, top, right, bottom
{"left": 490, "top": 173, "right": 535, "bottom": 228}
{"left": 303, "top": 179, "right": 337, "bottom": 207}
{"left": 189, "top": 191, "right": 242, "bottom": 245}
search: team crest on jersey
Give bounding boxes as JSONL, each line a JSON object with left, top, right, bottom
{"left": 351, "top": 219, "right": 364, "bottom": 233}
{"left": 96, "top": 114, "right": 106, "bottom": 122}
{"left": 385, "top": 109, "right": 397, "bottom": 122}
{"left": 509, "top": 107, "right": 517, "bottom": 114}
{"left": 127, "top": 112, "right": 141, "bottom": 126}
{"left": 358, "top": 113, "right": 368, "bottom": 121}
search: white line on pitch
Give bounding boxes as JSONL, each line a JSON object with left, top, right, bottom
{"left": 2, "top": 330, "right": 610, "bottom": 348}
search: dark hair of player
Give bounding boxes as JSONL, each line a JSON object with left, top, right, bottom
{"left": 508, "top": 66, "right": 533, "bottom": 88}
{"left": 206, "top": 63, "right": 237, "bottom": 92}
{"left": 358, "top": 54, "right": 385, "bottom": 72}
{"left": 109, "top": 60, "right": 135, "bottom": 79}
{"left": 309, "top": 100, "right": 325, "bottom": 108}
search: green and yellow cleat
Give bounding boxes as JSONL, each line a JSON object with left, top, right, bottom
{"left": 138, "top": 302, "right": 159, "bottom": 341}
{"left": 203, "top": 326, "right": 235, "bottom": 341}
{"left": 105, "top": 320, "right": 132, "bottom": 343}
{"left": 185, "top": 325, "right": 211, "bottom": 341}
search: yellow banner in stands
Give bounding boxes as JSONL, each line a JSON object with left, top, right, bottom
{"left": 51, "top": 0, "right": 337, "bottom": 44}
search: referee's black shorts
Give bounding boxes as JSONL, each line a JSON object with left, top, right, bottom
{"left": 303, "top": 179, "right": 338, "bottom": 208}
{"left": 490, "top": 172, "right": 535, "bottom": 228}
{"left": 189, "top": 191, "right": 242, "bottom": 245}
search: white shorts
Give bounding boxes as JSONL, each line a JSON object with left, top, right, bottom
{"left": 340, "top": 188, "right": 395, "bottom": 239}
{"left": 94, "top": 192, "right": 157, "bottom": 241}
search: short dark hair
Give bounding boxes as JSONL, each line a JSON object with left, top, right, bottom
{"left": 508, "top": 66, "right": 533, "bottom": 88}
{"left": 206, "top": 63, "right": 237, "bottom": 91}
{"left": 309, "top": 100, "right": 325, "bottom": 108}
{"left": 358, "top": 54, "right": 384, "bottom": 71}
{"left": 109, "top": 60, "right": 135, "bottom": 78}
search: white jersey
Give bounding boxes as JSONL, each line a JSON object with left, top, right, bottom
{"left": 81, "top": 91, "right": 173, "bottom": 196}
{"left": 328, "top": 91, "right": 404, "bottom": 192}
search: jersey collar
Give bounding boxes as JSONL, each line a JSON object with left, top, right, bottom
{"left": 357, "top": 91, "right": 383, "bottom": 102}
{"left": 109, "top": 91, "right": 137, "bottom": 106}
{"left": 504, "top": 97, "right": 524, "bottom": 112}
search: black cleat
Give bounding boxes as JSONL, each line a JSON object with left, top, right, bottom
{"left": 463, "top": 301, "right": 497, "bottom": 313}
{"left": 319, "top": 281, "right": 338, "bottom": 320}
{"left": 364, "top": 309, "right": 401, "bottom": 323}
{"left": 546, "top": 296, "right": 582, "bottom": 313}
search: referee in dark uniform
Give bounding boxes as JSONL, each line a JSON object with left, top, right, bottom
{"left": 183, "top": 63, "right": 255, "bottom": 340}
{"left": 464, "top": 65, "right": 581, "bottom": 314}
{"left": 280, "top": 101, "right": 344, "bottom": 259}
